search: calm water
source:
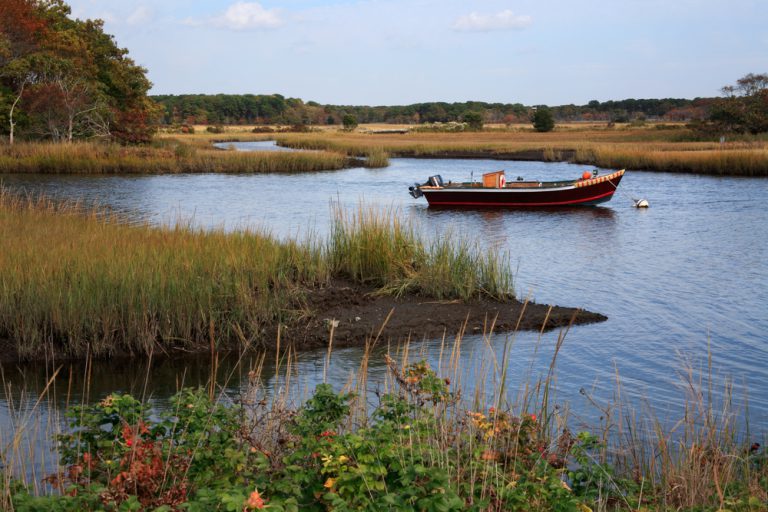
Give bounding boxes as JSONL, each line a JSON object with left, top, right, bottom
{"left": 2, "top": 143, "right": 767, "bottom": 473}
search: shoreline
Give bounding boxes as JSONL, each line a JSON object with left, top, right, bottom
{"left": 0, "top": 280, "right": 606, "bottom": 364}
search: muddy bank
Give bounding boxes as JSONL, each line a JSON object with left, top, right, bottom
{"left": 0, "top": 281, "right": 605, "bottom": 363}
{"left": 267, "top": 280, "right": 606, "bottom": 350}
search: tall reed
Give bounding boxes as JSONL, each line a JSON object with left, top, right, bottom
{"left": 0, "top": 192, "right": 515, "bottom": 359}
{"left": 0, "top": 142, "right": 348, "bottom": 174}
{"left": 3, "top": 319, "right": 763, "bottom": 510}
{"left": 329, "top": 205, "right": 513, "bottom": 300}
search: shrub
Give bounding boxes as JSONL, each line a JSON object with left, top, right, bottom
{"left": 342, "top": 114, "right": 358, "bottom": 130}
{"left": 532, "top": 107, "right": 555, "bottom": 132}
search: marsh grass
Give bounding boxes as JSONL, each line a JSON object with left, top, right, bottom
{"left": 329, "top": 205, "right": 513, "bottom": 301}
{"left": 575, "top": 145, "right": 768, "bottom": 176}
{"left": 2, "top": 315, "right": 765, "bottom": 511}
{"left": 5, "top": 127, "right": 767, "bottom": 176}
{"left": 362, "top": 147, "right": 390, "bottom": 168}
{"left": 0, "top": 191, "right": 514, "bottom": 359}
{"left": 274, "top": 130, "right": 768, "bottom": 176}
{"left": 0, "top": 141, "right": 348, "bottom": 174}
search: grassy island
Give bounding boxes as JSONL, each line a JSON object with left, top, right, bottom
{"left": 0, "top": 190, "right": 540, "bottom": 359}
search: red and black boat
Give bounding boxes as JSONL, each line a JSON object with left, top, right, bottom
{"left": 408, "top": 169, "right": 625, "bottom": 207}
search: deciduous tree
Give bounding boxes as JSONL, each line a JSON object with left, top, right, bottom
{"left": 0, "top": 0, "right": 156, "bottom": 144}
{"left": 708, "top": 73, "right": 768, "bottom": 135}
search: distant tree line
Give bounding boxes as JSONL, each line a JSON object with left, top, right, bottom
{"left": 152, "top": 94, "right": 712, "bottom": 127}
{"left": 0, "top": 0, "right": 157, "bottom": 144}
{"left": 701, "top": 73, "right": 768, "bottom": 135}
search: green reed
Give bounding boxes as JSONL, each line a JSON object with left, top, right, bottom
{"left": 329, "top": 205, "right": 513, "bottom": 301}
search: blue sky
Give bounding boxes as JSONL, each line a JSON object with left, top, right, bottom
{"left": 66, "top": 0, "right": 768, "bottom": 105}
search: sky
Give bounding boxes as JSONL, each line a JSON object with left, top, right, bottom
{"left": 66, "top": 0, "right": 768, "bottom": 106}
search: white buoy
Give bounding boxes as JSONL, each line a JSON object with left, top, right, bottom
{"left": 633, "top": 198, "right": 650, "bottom": 208}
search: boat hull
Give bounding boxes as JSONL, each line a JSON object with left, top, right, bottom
{"left": 421, "top": 170, "right": 624, "bottom": 208}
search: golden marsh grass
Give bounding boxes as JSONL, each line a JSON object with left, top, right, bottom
{"left": 0, "top": 191, "right": 513, "bottom": 359}
{"left": 273, "top": 128, "right": 768, "bottom": 176}
{"left": 0, "top": 141, "right": 348, "bottom": 174}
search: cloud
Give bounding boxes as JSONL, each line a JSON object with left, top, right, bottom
{"left": 211, "top": 2, "right": 282, "bottom": 30}
{"left": 126, "top": 6, "right": 152, "bottom": 26}
{"left": 453, "top": 10, "right": 532, "bottom": 32}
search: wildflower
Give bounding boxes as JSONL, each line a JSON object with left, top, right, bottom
{"left": 245, "top": 488, "right": 265, "bottom": 509}
{"left": 321, "top": 454, "right": 333, "bottom": 466}
{"left": 530, "top": 414, "right": 537, "bottom": 422}
{"left": 338, "top": 455, "right": 349, "bottom": 464}
{"left": 319, "top": 430, "right": 336, "bottom": 438}
{"left": 323, "top": 478, "right": 336, "bottom": 489}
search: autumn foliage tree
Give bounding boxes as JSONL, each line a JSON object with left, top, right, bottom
{"left": 0, "top": 0, "right": 157, "bottom": 144}
{"left": 707, "top": 73, "right": 768, "bottom": 135}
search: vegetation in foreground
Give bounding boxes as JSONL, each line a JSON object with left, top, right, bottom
{"left": 2, "top": 335, "right": 766, "bottom": 511}
{"left": 0, "top": 190, "right": 513, "bottom": 359}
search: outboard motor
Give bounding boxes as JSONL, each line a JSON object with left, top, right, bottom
{"left": 428, "top": 175, "right": 444, "bottom": 187}
{"left": 408, "top": 183, "right": 423, "bottom": 198}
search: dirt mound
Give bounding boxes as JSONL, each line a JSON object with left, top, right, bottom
{"left": 278, "top": 280, "right": 606, "bottom": 349}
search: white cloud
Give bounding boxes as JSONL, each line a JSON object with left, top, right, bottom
{"left": 126, "top": 6, "right": 152, "bottom": 26}
{"left": 453, "top": 10, "right": 532, "bottom": 32}
{"left": 211, "top": 2, "right": 282, "bottom": 30}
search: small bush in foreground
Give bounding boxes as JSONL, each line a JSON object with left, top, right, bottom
{"left": 9, "top": 361, "right": 596, "bottom": 511}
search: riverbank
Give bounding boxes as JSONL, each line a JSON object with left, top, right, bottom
{"left": 0, "top": 140, "right": 351, "bottom": 174}
{"left": 0, "top": 190, "right": 603, "bottom": 361}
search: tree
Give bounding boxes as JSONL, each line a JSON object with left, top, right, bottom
{"left": 708, "top": 73, "right": 768, "bottom": 135}
{"left": 462, "top": 111, "right": 483, "bottom": 131}
{"left": 342, "top": 114, "right": 358, "bottom": 130}
{"left": 0, "top": 0, "right": 156, "bottom": 144}
{"left": 532, "top": 106, "right": 555, "bottom": 132}
{"left": 0, "top": 0, "right": 47, "bottom": 144}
